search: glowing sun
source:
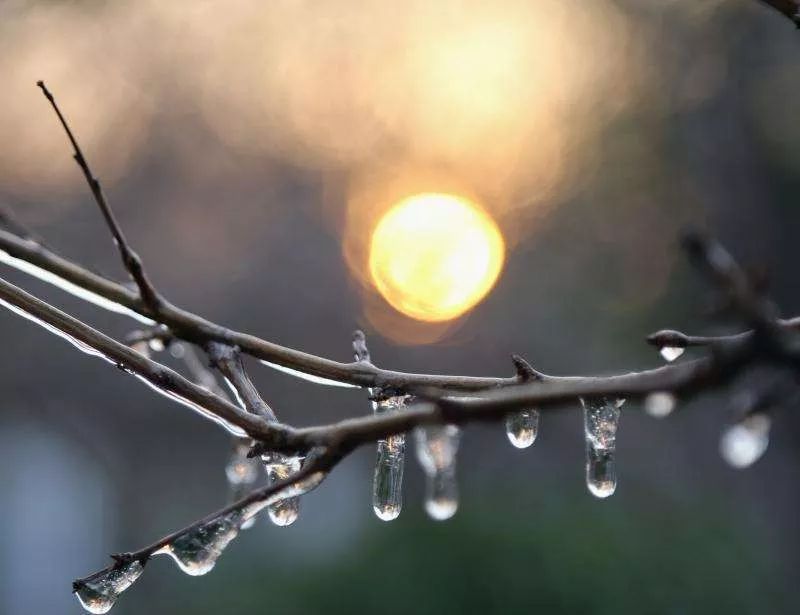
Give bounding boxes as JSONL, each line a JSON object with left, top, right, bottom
{"left": 368, "top": 193, "right": 505, "bottom": 322}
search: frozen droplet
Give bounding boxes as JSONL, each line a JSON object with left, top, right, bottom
{"left": 581, "top": 397, "right": 621, "bottom": 498}
{"left": 226, "top": 450, "right": 259, "bottom": 487}
{"left": 262, "top": 454, "right": 303, "bottom": 526}
{"left": 148, "top": 338, "right": 165, "bottom": 352}
{"left": 720, "top": 414, "right": 770, "bottom": 468}
{"left": 74, "top": 560, "right": 144, "bottom": 614}
{"left": 372, "top": 395, "right": 408, "bottom": 521}
{"left": 659, "top": 346, "right": 685, "bottom": 362}
{"left": 505, "top": 409, "right": 539, "bottom": 449}
{"left": 155, "top": 512, "right": 241, "bottom": 576}
{"left": 415, "top": 425, "right": 460, "bottom": 520}
{"left": 645, "top": 391, "right": 676, "bottom": 418}
{"left": 239, "top": 469, "right": 326, "bottom": 524}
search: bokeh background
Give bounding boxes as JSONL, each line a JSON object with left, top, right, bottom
{"left": 1, "top": 0, "right": 799, "bottom": 613}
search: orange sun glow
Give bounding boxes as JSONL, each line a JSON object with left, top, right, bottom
{"left": 368, "top": 193, "right": 505, "bottom": 322}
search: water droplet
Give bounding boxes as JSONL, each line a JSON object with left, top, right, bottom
{"left": 415, "top": 425, "right": 460, "bottom": 520}
{"left": 720, "top": 414, "right": 770, "bottom": 468}
{"left": 581, "top": 397, "right": 621, "bottom": 498}
{"left": 155, "top": 512, "right": 241, "bottom": 576}
{"left": 372, "top": 395, "right": 408, "bottom": 521}
{"left": 505, "top": 409, "right": 539, "bottom": 449}
{"left": 659, "top": 346, "right": 685, "bottom": 362}
{"left": 74, "top": 560, "right": 144, "bottom": 614}
{"left": 262, "top": 454, "right": 303, "bottom": 526}
{"left": 645, "top": 391, "right": 676, "bottom": 418}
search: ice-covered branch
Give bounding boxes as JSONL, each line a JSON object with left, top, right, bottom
{"left": 73, "top": 446, "right": 339, "bottom": 614}
{"left": 0, "top": 275, "right": 287, "bottom": 443}
{"left": 207, "top": 342, "right": 277, "bottom": 421}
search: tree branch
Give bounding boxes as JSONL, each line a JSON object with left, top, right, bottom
{"left": 0, "top": 275, "right": 289, "bottom": 444}
{"left": 36, "top": 81, "right": 163, "bottom": 315}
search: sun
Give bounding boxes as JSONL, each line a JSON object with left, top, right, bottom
{"left": 368, "top": 193, "right": 505, "bottom": 322}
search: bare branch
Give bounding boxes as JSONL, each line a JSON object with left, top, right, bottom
{"left": 36, "top": 81, "right": 163, "bottom": 315}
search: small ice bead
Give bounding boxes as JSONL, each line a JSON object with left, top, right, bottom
{"left": 263, "top": 455, "right": 303, "bottom": 526}
{"left": 155, "top": 512, "right": 241, "bottom": 576}
{"left": 645, "top": 391, "right": 676, "bottom": 418}
{"left": 585, "top": 447, "right": 617, "bottom": 498}
{"left": 720, "top": 414, "right": 770, "bottom": 468}
{"left": 74, "top": 560, "right": 144, "bottom": 614}
{"left": 505, "top": 409, "right": 539, "bottom": 449}
{"left": 373, "top": 433, "right": 406, "bottom": 521}
{"left": 659, "top": 346, "right": 685, "bottom": 363}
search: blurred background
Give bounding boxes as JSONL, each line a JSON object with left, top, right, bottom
{"left": 1, "top": 0, "right": 799, "bottom": 613}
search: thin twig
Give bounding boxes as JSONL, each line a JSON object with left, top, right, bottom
{"left": 36, "top": 81, "right": 163, "bottom": 315}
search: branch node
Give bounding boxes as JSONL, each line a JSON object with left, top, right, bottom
{"left": 511, "top": 354, "right": 544, "bottom": 381}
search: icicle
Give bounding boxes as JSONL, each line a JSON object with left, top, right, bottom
{"left": 505, "top": 409, "right": 539, "bottom": 449}
{"left": 261, "top": 453, "right": 303, "bottom": 526}
{"left": 239, "top": 469, "right": 327, "bottom": 523}
{"left": 720, "top": 414, "right": 771, "bottom": 468}
{"left": 372, "top": 395, "right": 408, "bottom": 521}
{"left": 581, "top": 397, "right": 623, "bottom": 498}
{"left": 659, "top": 346, "right": 685, "bottom": 362}
{"left": 74, "top": 560, "right": 144, "bottom": 614}
{"left": 155, "top": 511, "right": 242, "bottom": 576}
{"left": 226, "top": 445, "right": 259, "bottom": 487}
{"left": 415, "top": 425, "right": 460, "bottom": 520}
{"left": 226, "top": 442, "right": 259, "bottom": 530}
{"left": 644, "top": 391, "right": 676, "bottom": 418}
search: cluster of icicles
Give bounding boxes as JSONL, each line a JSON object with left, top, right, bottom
{"left": 73, "top": 343, "right": 773, "bottom": 614}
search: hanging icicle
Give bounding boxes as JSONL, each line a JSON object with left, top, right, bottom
{"left": 372, "top": 393, "right": 408, "bottom": 521}
{"left": 261, "top": 453, "right": 304, "bottom": 526}
{"left": 581, "top": 397, "right": 624, "bottom": 498}
{"left": 415, "top": 424, "right": 461, "bottom": 520}
{"left": 226, "top": 440, "right": 260, "bottom": 529}
{"left": 74, "top": 560, "right": 144, "bottom": 614}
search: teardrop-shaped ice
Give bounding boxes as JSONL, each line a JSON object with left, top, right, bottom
{"left": 659, "top": 346, "right": 685, "bottom": 362}
{"left": 581, "top": 397, "right": 622, "bottom": 498}
{"left": 74, "top": 560, "right": 144, "bottom": 614}
{"left": 720, "top": 414, "right": 770, "bottom": 468}
{"left": 415, "top": 425, "right": 461, "bottom": 520}
{"left": 505, "top": 409, "right": 539, "bottom": 449}
{"left": 155, "top": 511, "right": 241, "bottom": 576}
{"left": 262, "top": 453, "right": 303, "bottom": 526}
{"left": 372, "top": 395, "right": 408, "bottom": 521}
{"left": 645, "top": 391, "right": 676, "bottom": 418}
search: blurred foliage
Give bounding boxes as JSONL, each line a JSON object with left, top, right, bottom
{"left": 153, "top": 494, "right": 788, "bottom": 615}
